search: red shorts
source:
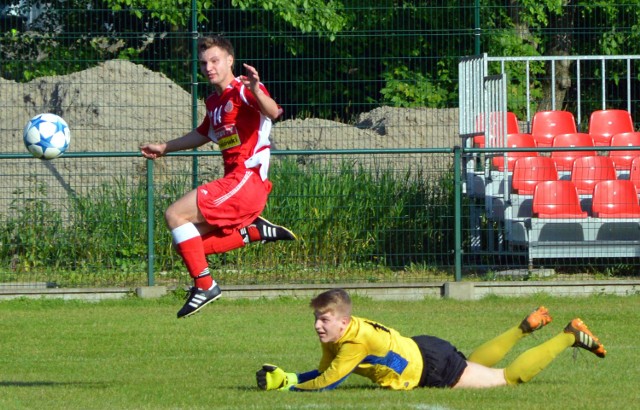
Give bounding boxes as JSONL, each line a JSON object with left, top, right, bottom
{"left": 196, "top": 168, "right": 272, "bottom": 233}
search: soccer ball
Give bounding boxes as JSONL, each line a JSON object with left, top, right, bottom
{"left": 23, "top": 113, "right": 71, "bottom": 160}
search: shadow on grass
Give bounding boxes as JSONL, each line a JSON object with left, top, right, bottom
{"left": 0, "top": 380, "right": 110, "bottom": 388}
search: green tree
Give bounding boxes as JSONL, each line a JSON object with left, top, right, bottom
{"left": 480, "top": 0, "right": 640, "bottom": 118}
{"left": 102, "top": 0, "right": 346, "bottom": 37}
{"left": 3, "top": 1, "right": 640, "bottom": 120}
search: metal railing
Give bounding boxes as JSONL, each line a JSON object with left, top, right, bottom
{"left": 487, "top": 55, "right": 640, "bottom": 129}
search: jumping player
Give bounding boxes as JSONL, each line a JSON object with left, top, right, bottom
{"left": 256, "top": 288, "right": 606, "bottom": 391}
{"left": 141, "top": 35, "right": 296, "bottom": 319}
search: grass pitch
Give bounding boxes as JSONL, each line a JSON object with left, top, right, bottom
{"left": 0, "top": 293, "right": 638, "bottom": 409}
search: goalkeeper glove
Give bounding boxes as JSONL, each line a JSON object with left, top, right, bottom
{"left": 256, "top": 364, "right": 298, "bottom": 391}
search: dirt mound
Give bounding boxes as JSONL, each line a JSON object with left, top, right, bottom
{"left": 271, "top": 107, "right": 458, "bottom": 150}
{"left": 0, "top": 60, "right": 459, "bottom": 213}
{"left": 271, "top": 108, "right": 458, "bottom": 171}
{"left": 1, "top": 60, "right": 202, "bottom": 152}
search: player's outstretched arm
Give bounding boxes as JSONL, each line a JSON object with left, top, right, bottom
{"left": 140, "top": 130, "right": 209, "bottom": 159}
{"left": 256, "top": 364, "right": 351, "bottom": 392}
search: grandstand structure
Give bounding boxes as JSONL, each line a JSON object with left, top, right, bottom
{"left": 459, "top": 54, "right": 640, "bottom": 266}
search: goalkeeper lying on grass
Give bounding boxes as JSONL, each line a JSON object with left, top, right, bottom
{"left": 256, "top": 288, "right": 606, "bottom": 391}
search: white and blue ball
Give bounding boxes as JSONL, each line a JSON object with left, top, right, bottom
{"left": 23, "top": 113, "right": 71, "bottom": 160}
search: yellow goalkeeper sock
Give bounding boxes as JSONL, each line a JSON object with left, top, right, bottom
{"left": 468, "top": 326, "right": 524, "bottom": 367}
{"left": 504, "top": 332, "right": 575, "bottom": 385}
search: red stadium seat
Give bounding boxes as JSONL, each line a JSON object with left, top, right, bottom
{"left": 609, "top": 132, "right": 640, "bottom": 171}
{"left": 532, "top": 180, "right": 587, "bottom": 218}
{"left": 512, "top": 157, "right": 558, "bottom": 195}
{"left": 591, "top": 180, "right": 640, "bottom": 218}
{"left": 588, "top": 109, "right": 635, "bottom": 146}
{"left": 474, "top": 112, "right": 520, "bottom": 148}
{"left": 570, "top": 156, "right": 617, "bottom": 195}
{"left": 629, "top": 157, "right": 640, "bottom": 194}
{"left": 550, "top": 133, "right": 596, "bottom": 172}
{"left": 531, "top": 110, "right": 577, "bottom": 147}
{"left": 492, "top": 133, "right": 538, "bottom": 172}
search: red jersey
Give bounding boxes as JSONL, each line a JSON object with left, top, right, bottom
{"left": 196, "top": 77, "right": 275, "bottom": 181}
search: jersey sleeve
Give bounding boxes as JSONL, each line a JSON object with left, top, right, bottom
{"left": 240, "top": 83, "right": 283, "bottom": 119}
{"left": 296, "top": 369, "right": 321, "bottom": 383}
{"left": 195, "top": 112, "right": 210, "bottom": 138}
{"left": 240, "top": 83, "right": 269, "bottom": 109}
{"left": 289, "top": 341, "right": 368, "bottom": 391}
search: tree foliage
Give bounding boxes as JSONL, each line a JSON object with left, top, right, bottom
{"left": 101, "top": 0, "right": 346, "bottom": 37}
{"left": 1, "top": 1, "right": 639, "bottom": 119}
{"left": 480, "top": 0, "right": 640, "bottom": 117}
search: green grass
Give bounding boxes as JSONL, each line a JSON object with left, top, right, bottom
{"left": 1, "top": 293, "right": 638, "bottom": 409}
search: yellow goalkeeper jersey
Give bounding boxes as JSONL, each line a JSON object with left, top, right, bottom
{"left": 291, "top": 316, "right": 423, "bottom": 391}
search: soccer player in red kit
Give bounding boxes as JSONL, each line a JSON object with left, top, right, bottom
{"left": 140, "top": 35, "right": 296, "bottom": 318}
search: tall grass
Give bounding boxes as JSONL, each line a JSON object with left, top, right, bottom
{"left": 0, "top": 159, "right": 454, "bottom": 286}
{"left": 269, "top": 159, "right": 456, "bottom": 268}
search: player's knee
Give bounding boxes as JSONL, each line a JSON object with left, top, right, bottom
{"left": 164, "top": 206, "right": 182, "bottom": 228}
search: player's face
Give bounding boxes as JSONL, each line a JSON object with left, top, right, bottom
{"left": 199, "top": 46, "right": 234, "bottom": 88}
{"left": 314, "top": 310, "right": 349, "bottom": 343}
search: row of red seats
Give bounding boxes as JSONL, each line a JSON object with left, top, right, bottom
{"left": 513, "top": 155, "right": 640, "bottom": 195}
{"left": 475, "top": 108, "right": 637, "bottom": 149}
{"left": 531, "top": 109, "right": 635, "bottom": 147}
{"left": 532, "top": 179, "right": 640, "bottom": 218}
{"left": 491, "top": 131, "right": 640, "bottom": 172}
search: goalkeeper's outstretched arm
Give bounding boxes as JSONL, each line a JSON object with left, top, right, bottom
{"left": 256, "top": 364, "right": 352, "bottom": 392}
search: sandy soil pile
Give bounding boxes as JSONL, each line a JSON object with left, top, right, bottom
{"left": 0, "top": 60, "right": 459, "bottom": 212}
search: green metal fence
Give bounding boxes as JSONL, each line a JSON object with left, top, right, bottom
{"left": 0, "top": 149, "right": 460, "bottom": 287}
{"left": 2, "top": 2, "right": 640, "bottom": 288}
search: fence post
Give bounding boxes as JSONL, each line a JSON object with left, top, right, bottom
{"left": 191, "top": 0, "right": 200, "bottom": 190}
{"left": 454, "top": 145, "right": 462, "bottom": 282}
{"left": 474, "top": 0, "right": 481, "bottom": 54}
{"left": 146, "top": 159, "right": 155, "bottom": 286}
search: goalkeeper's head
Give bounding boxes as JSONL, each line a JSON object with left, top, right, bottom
{"left": 310, "top": 289, "right": 353, "bottom": 343}
{"left": 310, "top": 288, "right": 352, "bottom": 318}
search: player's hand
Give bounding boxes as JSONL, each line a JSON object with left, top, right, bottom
{"left": 241, "top": 63, "right": 261, "bottom": 93}
{"left": 256, "top": 364, "right": 298, "bottom": 390}
{"left": 140, "top": 143, "right": 166, "bottom": 159}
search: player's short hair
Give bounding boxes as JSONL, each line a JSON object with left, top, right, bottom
{"left": 197, "top": 35, "right": 235, "bottom": 58}
{"left": 310, "top": 288, "right": 352, "bottom": 318}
